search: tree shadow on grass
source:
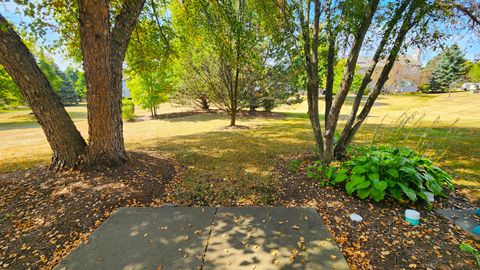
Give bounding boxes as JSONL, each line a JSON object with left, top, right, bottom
{"left": 150, "top": 116, "right": 480, "bottom": 204}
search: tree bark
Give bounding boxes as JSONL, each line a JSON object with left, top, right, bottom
{"left": 78, "top": 0, "right": 145, "bottom": 166}
{"left": 322, "top": 0, "right": 380, "bottom": 164}
{"left": 324, "top": 0, "right": 335, "bottom": 125}
{"left": 0, "top": 14, "right": 87, "bottom": 169}
{"left": 334, "top": 0, "right": 411, "bottom": 159}
{"left": 337, "top": 1, "right": 419, "bottom": 152}
{"left": 300, "top": 0, "right": 325, "bottom": 159}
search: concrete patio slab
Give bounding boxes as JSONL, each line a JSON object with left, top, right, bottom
{"left": 203, "top": 207, "right": 349, "bottom": 270}
{"left": 54, "top": 207, "right": 216, "bottom": 270}
{"left": 436, "top": 208, "right": 480, "bottom": 240}
{"left": 55, "top": 207, "right": 349, "bottom": 270}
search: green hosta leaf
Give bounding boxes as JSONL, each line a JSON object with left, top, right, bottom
{"left": 326, "top": 167, "right": 336, "bottom": 180}
{"left": 352, "top": 165, "right": 368, "bottom": 174}
{"left": 426, "top": 179, "right": 443, "bottom": 195}
{"left": 389, "top": 187, "right": 402, "bottom": 200}
{"left": 357, "top": 188, "right": 370, "bottom": 199}
{"left": 370, "top": 187, "right": 385, "bottom": 202}
{"left": 334, "top": 169, "right": 348, "bottom": 183}
{"left": 357, "top": 180, "right": 371, "bottom": 190}
{"left": 398, "top": 182, "right": 417, "bottom": 202}
{"left": 386, "top": 178, "right": 396, "bottom": 188}
{"left": 373, "top": 180, "right": 388, "bottom": 191}
{"left": 401, "top": 166, "right": 419, "bottom": 177}
{"left": 387, "top": 168, "right": 399, "bottom": 178}
{"left": 346, "top": 181, "right": 356, "bottom": 195}
{"left": 306, "top": 171, "right": 315, "bottom": 178}
{"left": 368, "top": 173, "right": 379, "bottom": 182}
{"left": 350, "top": 174, "right": 366, "bottom": 186}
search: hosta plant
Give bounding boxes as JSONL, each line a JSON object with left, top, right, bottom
{"left": 308, "top": 146, "right": 454, "bottom": 205}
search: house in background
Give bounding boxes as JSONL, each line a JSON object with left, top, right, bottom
{"left": 357, "top": 50, "right": 422, "bottom": 93}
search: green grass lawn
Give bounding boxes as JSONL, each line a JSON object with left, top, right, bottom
{"left": 1, "top": 92, "right": 479, "bottom": 202}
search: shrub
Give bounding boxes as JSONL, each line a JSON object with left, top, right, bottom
{"left": 262, "top": 98, "right": 276, "bottom": 112}
{"left": 307, "top": 146, "right": 454, "bottom": 205}
{"left": 288, "top": 159, "right": 300, "bottom": 172}
{"left": 122, "top": 99, "right": 135, "bottom": 121}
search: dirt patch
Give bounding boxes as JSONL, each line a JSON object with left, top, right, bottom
{"left": 0, "top": 151, "right": 177, "bottom": 270}
{"left": 222, "top": 125, "right": 251, "bottom": 130}
{"left": 275, "top": 156, "right": 479, "bottom": 270}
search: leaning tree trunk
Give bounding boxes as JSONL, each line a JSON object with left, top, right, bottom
{"left": 0, "top": 14, "right": 87, "bottom": 169}
{"left": 78, "top": 0, "right": 145, "bottom": 166}
{"left": 322, "top": 0, "right": 380, "bottom": 164}
{"left": 334, "top": 1, "right": 419, "bottom": 156}
{"left": 334, "top": 0, "right": 411, "bottom": 159}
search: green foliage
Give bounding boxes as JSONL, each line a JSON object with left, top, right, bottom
{"left": 170, "top": 0, "right": 300, "bottom": 114}
{"left": 127, "top": 71, "right": 172, "bottom": 114}
{"left": 418, "top": 83, "right": 430, "bottom": 93}
{"left": 429, "top": 44, "right": 467, "bottom": 92}
{"left": 121, "top": 99, "right": 135, "bottom": 121}
{"left": 65, "top": 67, "right": 86, "bottom": 99}
{"left": 466, "top": 62, "right": 480, "bottom": 82}
{"left": 323, "top": 59, "right": 363, "bottom": 93}
{"left": 308, "top": 146, "right": 454, "bottom": 205}
{"left": 0, "top": 65, "right": 23, "bottom": 107}
{"left": 37, "top": 54, "right": 63, "bottom": 92}
{"left": 125, "top": 1, "right": 174, "bottom": 116}
{"left": 460, "top": 243, "right": 480, "bottom": 266}
{"left": 287, "top": 159, "right": 300, "bottom": 173}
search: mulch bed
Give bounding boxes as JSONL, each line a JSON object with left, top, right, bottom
{"left": 275, "top": 155, "right": 479, "bottom": 270}
{"left": 0, "top": 151, "right": 177, "bottom": 270}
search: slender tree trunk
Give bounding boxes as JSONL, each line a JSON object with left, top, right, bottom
{"left": 324, "top": 0, "right": 335, "bottom": 124}
{"left": 230, "top": 66, "right": 239, "bottom": 126}
{"left": 78, "top": 0, "right": 145, "bottom": 166}
{"left": 0, "top": 14, "right": 87, "bottom": 169}
{"left": 301, "top": 0, "right": 324, "bottom": 159}
{"left": 322, "top": 0, "right": 380, "bottom": 164}
{"left": 200, "top": 94, "right": 210, "bottom": 110}
{"left": 338, "top": 2, "right": 419, "bottom": 151}
{"left": 334, "top": 0, "right": 411, "bottom": 159}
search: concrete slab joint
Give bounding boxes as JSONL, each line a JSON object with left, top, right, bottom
{"left": 55, "top": 207, "right": 350, "bottom": 270}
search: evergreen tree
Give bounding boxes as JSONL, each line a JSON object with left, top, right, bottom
{"left": 429, "top": 44, "right": 467, "bottom": 92}
{"left": 55, "top": 65, "right": 79, "bottom": 104}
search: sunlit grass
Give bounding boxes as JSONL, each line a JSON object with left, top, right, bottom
{"left": 0, "top": 92, "right": 479, "bottom": 202}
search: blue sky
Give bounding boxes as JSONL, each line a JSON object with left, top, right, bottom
{"left": 1, "top": 1, "right": 479, "bottom": 70}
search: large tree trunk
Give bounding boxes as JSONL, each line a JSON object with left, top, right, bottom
{"left": 78, "top": 0, "right": 145, "bottom": 166}
{"left": 334, "top": 0, "right": 411, "bottom": 159}
{"left": 0, "top": 14, "right": 87, "bottom": 169}
{"left": 322, "top": 0, "right": 380, "bottom": 164}
{"left": 335, "top": 1, "right": 419, "bottom": 154}
{"left": 79, "top": 0, "right": 124, "bottom": 166}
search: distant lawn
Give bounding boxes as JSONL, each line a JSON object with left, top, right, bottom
{"left": 0, "top": 92, "right": 479, "bottom": 202}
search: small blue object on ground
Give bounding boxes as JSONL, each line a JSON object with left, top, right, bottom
{"left": 472, "top": 226, "right": 480, "bottom": 236}
{"left": 405, "top": 209, "right": 420, "bottom": 226}
{"left": 476, "top": 208, "right": 480, "bottom": 215}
